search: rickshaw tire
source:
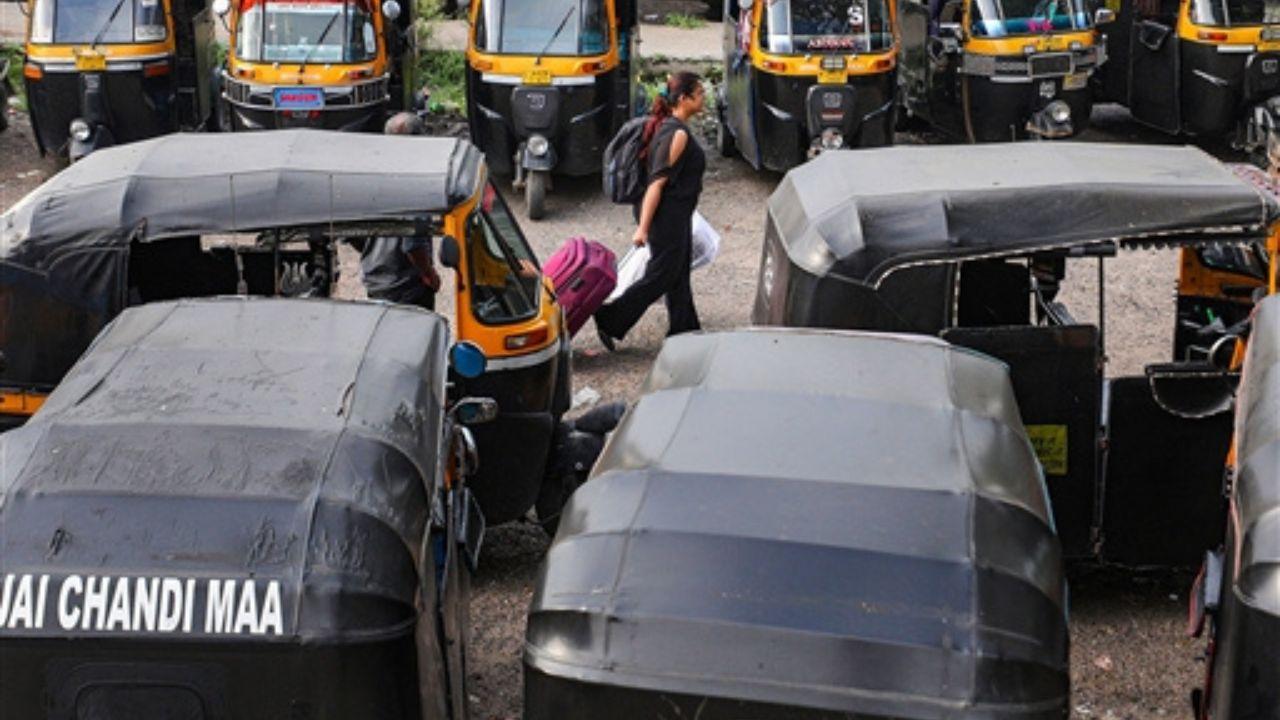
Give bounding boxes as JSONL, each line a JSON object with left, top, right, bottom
{"left": 716, "top": 118, "right": 736, "bottom": 158}
{"left": 442, "top": 494, "right": 471, "bottom": 720}
{"left": 527, "top": 170, "right": 548, "bottom": 220}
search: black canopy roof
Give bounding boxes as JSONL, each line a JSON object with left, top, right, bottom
{"left": 0, "top": 129, "right": 484, "bottom": 251}
{"left": 768, "top": 143, "right": 1280, "bottom": 287}
{"left": 0, "top": 298, "right": 448, "bottom": 642}
{"left": 1234, "top": 294, "right": 1280, "bottom": 615}
{"left": 526, "top": 329, "right": 1068, "bottom": 719}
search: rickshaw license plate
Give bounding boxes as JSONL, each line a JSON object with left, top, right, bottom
{"left": 522, "top": 68, "right": 553, "bottom": 85}
{"left": 817, "top": 68, "right": 847, "bottom": 84}
{"left": 274, "top": 87, "right": 325, "bottom": 109}
{"left": 1063, "top": 72, "right": 1088, "bottom": 90}
{"left": 73, "top": 51, "right": 107, "bottom": 72}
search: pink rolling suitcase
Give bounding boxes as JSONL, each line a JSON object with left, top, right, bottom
{"left": 545, "top": 237, "right": 617, "bottom": 337}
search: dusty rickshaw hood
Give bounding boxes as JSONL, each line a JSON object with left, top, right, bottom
{"left": 526, "top": 329, "right": 1068, "bottom": 719}
{"left": 1234, "top": 294, "right": 1280, "bottom": 616}
{"left": 0, "top": 130, "right": 484, "bottom": 393}
{"left": 0, "top": 298, "right": 448, "bottom": 643}
{"left": 768, "top": 143, "right": 1280, "bottom": 287}
{"left": 0, "top": 129, "right": 484, "bottom": 249}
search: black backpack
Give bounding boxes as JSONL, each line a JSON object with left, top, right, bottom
{"left": 602, "top": 117, "right": 650, "bottom": 205}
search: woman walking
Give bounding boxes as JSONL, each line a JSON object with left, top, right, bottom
{"left": 595, "top": 72, "right": 707, "bottom": 349}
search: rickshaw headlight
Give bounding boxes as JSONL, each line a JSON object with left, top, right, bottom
{"left": 69, "top": 119, "right": 92, "bottom": 142}
{"left": 1048, "top": 100, "right": 1071, "bottom": 124}
{"left": 527, "top": 134, "right": 550, "bottom": 157}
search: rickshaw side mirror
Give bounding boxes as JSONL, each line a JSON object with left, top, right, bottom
{"left": 212, "top": 0, "right": 231, "bottom": 16}
{"left": 439, "top": 234, "right": 461, "bottom": 269}
{"left": 453, "top": 396, "right": 499, "bottom": 425}
{"left": 1094, "top": 7, "right": 1116, "bottom": 23}
{"left": 449, "top": 341, "right": 488, "bottom": 379}
{"left": 382, "top": 0, "right": 402, "bottom": 21}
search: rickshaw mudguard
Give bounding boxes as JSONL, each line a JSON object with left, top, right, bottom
{"left": 0, "top": 299, "right": 454, "bottom": 717}
{"left": 526, "top": 330, "right": 1068, "bottom": 719}
{"left": 1206, "top": 295, "right": 1280, "bottom": 720}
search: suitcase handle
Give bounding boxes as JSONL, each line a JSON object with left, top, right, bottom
{"left": 569, "top": 276, "right": 585, "bottom": 291}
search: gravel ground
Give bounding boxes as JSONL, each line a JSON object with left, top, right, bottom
{"left": 0, "top": 103, "right": 1237, "bottom": 719}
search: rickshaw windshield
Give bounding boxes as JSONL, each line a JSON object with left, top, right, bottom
{"left": 1190, "top": 0, "right": 1280, "bottom": 26}
{"left": 969, "top": 0, "right": 1092, "bottom": 37}
{"left": 760, "top": 0, "right": 894, "bottom": 54}
{"left": 29, "top": 0, "right": 168, "bottom": 44}
{"left": 235, "top": 0, "right": 378, "bottom": 63}
{"left": 467, "top": 183, "right": 543, "bottom": 325}
{"left": 474, "top": 0, "right": 610, "bottom": 56}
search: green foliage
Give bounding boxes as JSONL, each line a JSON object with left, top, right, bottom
{"left": 664, "top": 13, "right": 706, "bottom": 29}
{"left": 418, "top": 49, "right": 466, "bottom": 112}
{"left": 2, "top": 44, "right": 25, "bottom": 111}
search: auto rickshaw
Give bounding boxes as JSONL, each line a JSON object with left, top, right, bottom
{"left": 465, "top": 0, "right": 639, "bottom": 219}
{"left": 214, "top": 0, "right": 416, "bottom": 132}
{"left": 0, "top": 297, "right": 488, "bottom": 719}
{"left": 717, "top": 0, "right": 898, "bottom": 172}
{"left": 15, "top": 0, "right": 218, "bottom": 160}
{"left": 896, "top": 0, "right": 1107, "bottom": 140}
{"left": 526, "top": 329, "right": 1068, "bottom": 719}
{"left": 1095, "top": 0, "right": 1280, "bottom": 153}
{"left": 752, "top": 143, "right": 1280, "bottom": 565}
{"left": 1186, "top": 295, "right": 1280, "bottom": 720}
{"left": 0, "top": 130, "right": 586, "bottom": 530}
{"left": 1183, "top": 163, "right": 1280, "bottom": 720}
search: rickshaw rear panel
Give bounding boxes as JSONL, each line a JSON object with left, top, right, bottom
{"left": 0, "top": 298, "right": 462, "bottom": 719}
{"left": 943, "top": 325, "right": 1101, "bottom": 558}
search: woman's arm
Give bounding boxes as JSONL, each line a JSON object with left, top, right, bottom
{"left": 632, "top": 130, "right": 689, "bottom": 246}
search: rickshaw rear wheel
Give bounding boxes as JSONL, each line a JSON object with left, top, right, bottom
{"left": 526, "top": 170, "right": 548, "bottom": 220}
{"left": 716, "top": 108, "right": 736, "bottom": 158}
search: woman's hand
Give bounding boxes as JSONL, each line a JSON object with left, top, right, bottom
{"left": 632, "top": 227, "right": 648, "bottom": 247}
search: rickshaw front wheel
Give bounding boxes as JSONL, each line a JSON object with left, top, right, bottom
{"left": 526, "top": 170, "right": 548, "bottom": 220}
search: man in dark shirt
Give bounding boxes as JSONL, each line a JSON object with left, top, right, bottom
{"left": 360, "top": 112, "right": 441, "bottom": 309}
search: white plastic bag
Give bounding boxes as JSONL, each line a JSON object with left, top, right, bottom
{"left": 690, "top": 211, "right": 721, "bottom": 270}
{"left": 606, "top": 213, "right": 721, "bottom": 302}
{"left": 607, "top": 245, "right": 651, "bottom": 302}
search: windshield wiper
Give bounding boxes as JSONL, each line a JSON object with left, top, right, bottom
{"left": 298, "top": 9, "right": 342, "bottom": 76}
{"left": 535, "top": 4, "right": 578, "bottom": 66}
{"left": 91, "top": 0, "right": 130, "bottom": 49}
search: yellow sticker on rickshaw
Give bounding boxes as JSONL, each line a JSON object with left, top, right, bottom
{"left": 1026, "top": 425, "right": 1069, "bottom": 476}
{"left": 1062, "top": 72, "right": 1088, "bottom": 91}
{"left": 522, "top": 68, "right": 553, "bottom": 85}
{"left": 817, "top": 68, "right": 847, "bottom": 84}
{"left": 74, "top": 49, "right": 107, "bottom": 72}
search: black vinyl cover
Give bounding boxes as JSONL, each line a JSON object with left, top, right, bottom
{"left": 767, "top": 144, "right": 1280, "bottom": 289}
{"left": 1233, "top": 294, "right": 1280, "bottom": 617}
{"left": 526, "top": 329, "right": 1068, "bottom": 719}
{"left": 0, "top": 130, "right": 483, "bottom": 391}
{"left": 0, "top": 298, "right": 448, "bottom": 645}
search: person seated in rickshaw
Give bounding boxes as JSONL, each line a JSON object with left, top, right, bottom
{"left": 358, "top": 113, "right": 442, "bottom": 309}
